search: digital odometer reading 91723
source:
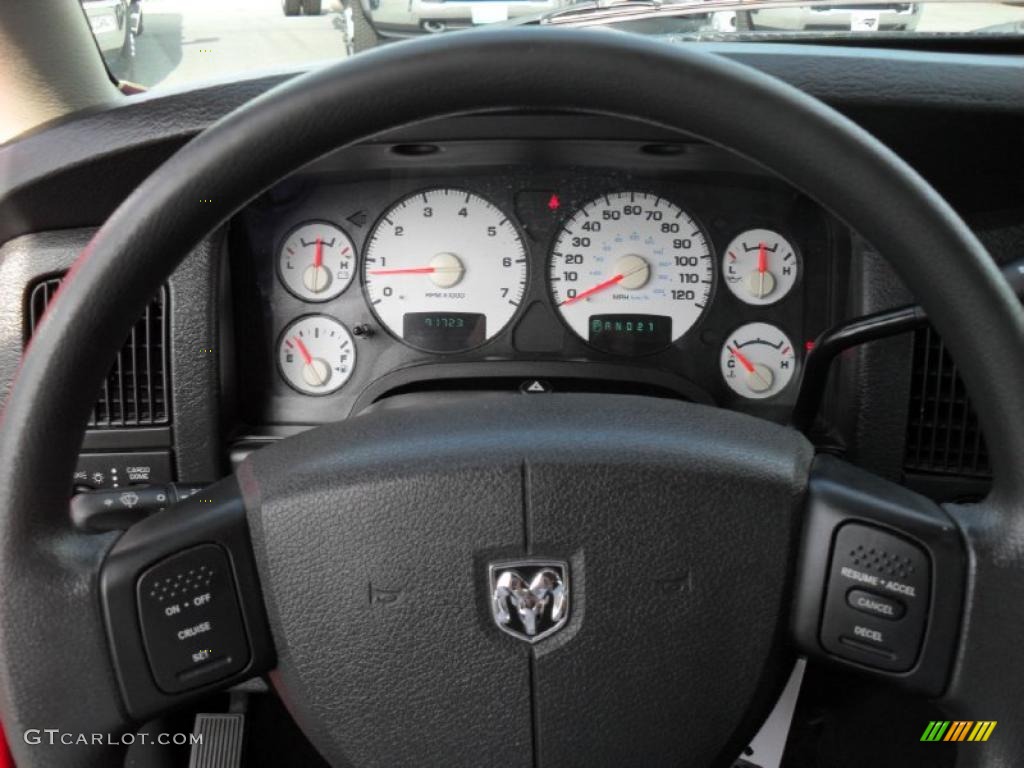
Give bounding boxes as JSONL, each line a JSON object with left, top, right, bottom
{"left": 549, "top": 192, "right": 714, "bottom": 355}
{"left": 402, "top": 312, "right": 486, "bottom": 353}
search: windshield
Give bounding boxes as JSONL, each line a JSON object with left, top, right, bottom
{"left": 84, "top": 0, "right": 1024, "bottom": 92}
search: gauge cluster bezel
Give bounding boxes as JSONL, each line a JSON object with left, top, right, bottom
{"left": 229, "top": 140, "right": 842, "bottom": 428}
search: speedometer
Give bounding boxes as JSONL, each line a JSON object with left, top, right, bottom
{"left": 363, "top": 188, "right": 527, "bottom": 352}
{"left": 550, "top": 192, "right": 713, "bottom": 355}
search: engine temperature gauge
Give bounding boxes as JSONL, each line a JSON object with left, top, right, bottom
{"left": 278, "top": 315, "right": 355, "bottom": 396}
{"left": 720, "top": 322, "right": 796, "bottom": 399}
{"left": 722, "top": 229, "right": 798, "bottom": 305}
{"left": 278, "top": 221, "right": 357, "bottom": 302}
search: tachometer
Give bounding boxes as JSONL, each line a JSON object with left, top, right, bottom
{"left": 363, "top": 188, "right": 527, "bottom": 352}
{"left": 549, "top": 192, "right": 713, "bottom": 354}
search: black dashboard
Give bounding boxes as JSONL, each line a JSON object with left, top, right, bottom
{"left": 2, "top": 43, "right": 1023, "bottom": 508}
{"left": 4, "top": 31, "right": 1024, "bottom": 768}
{"left": 230, "top": 139, "right": 842, "bottom": 427}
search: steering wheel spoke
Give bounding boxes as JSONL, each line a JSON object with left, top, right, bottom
{"left": 791, "top": 455, "right": 965, "bottom": 696}
{"left": 100, "top": 476, "right": 275, "bottom": 722}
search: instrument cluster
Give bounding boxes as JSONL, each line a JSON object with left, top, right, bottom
{"left": 230, "top": 164, "right": 838, "bottom": 426}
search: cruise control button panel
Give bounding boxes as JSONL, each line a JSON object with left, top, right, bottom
{"left": 793, "top": 457, "right": 965, "bottom": 695}
{"left": 820, "top": 523, "right": 930, "bottom": 672}
{"left": 137, "top": 544, "right": 250, "bottom": 693}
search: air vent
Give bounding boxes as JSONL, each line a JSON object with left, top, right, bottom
{"left": 27, "top": 276, "right": 169, "bottom": 428}
{"left": 904, "top": 326, "right": 989, "bottom": 477}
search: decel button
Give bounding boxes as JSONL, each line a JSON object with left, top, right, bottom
{"left": 847, "top": 589, "right": 906, "bottom": 621}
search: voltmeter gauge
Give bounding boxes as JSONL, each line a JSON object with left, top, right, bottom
{"left": 278, "top": 221, "right": 357, "bottom": 302}
{"left": 278, "top": 315, "right": 355, "bottom": 396}
{"left": 720, "top": 322, "right": 797, "bottom": 399}
{"left": 722, "top": 229, "right": 798, "bottom": 305}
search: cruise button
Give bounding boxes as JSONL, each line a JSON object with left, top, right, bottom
{"left": 847, "top": 588, "right": 906, "bottom": 621}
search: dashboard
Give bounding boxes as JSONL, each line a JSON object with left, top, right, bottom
{"left": 229, "top": 138, "right": 845, "bottom": 427}
{"left": 1, "top": 41, "right": 1016, "bottom": 503}
{"left": 2, "top": 35, "right": 1024, "bottom": 767}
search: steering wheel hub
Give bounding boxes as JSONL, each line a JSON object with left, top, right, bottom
{"left": 239, "top": 394, "right": 810, "bottom": 766}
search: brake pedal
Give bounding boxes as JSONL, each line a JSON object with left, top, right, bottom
{"left": 188, "top": 713, "right": 245, "bottom": 768}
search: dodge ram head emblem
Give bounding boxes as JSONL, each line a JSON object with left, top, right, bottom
{"left": 489, "top": 560, "right": 569, "bottom": 643}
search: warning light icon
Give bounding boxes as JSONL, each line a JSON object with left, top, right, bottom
{"left": 547, "top": 194, "right": 561, "bottom": 212}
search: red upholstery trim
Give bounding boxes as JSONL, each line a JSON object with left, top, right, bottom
{"left": 0, "top": 721, "right": 13, "bottom": 768}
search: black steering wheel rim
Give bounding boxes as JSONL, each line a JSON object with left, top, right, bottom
{"left": 2, "top": 28, "right": 1022, "bottom": 767}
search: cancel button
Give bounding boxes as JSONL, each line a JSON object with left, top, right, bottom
{"left": 847, "top": 589, "right": 906, "bottom": 621}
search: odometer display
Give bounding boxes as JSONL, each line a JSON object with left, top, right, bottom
{"left": 402, "top": 312, "right": 486, "bottom": 352}
{"left": 550, "top": 192, "right": 713, "bottom": 354}
{"left": 363, "top": 188, "right": 527, "bottom": 352}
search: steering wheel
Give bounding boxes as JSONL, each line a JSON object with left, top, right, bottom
{"left": 2, "top": 28, "right": 1022, "bottom": 768}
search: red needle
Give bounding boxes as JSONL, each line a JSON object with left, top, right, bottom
{"left": 727, "top": 345, "right": 756, "bottom": 373}
{"left": 368, "top": 267, "right": 436, "bottom": 275}
{"left": 757, "top": 241, "right": 767, "bottom": 274}
{"left": 561, "top": 273, "right": 625, "bottom": 306}
{"left": 293, "top": 336, "right": 313, "bottom": 366}
{"left": 313, "top": 237, "right": 323, "bottom": 269}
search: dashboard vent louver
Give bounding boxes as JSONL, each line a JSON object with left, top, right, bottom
{"left": 27, "top": 276, "right": 169, "bottom": 428}
{"left": 904, "top": 325, "right": 989, "bottom": 477}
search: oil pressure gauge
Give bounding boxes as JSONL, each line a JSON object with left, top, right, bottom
{"left": 722, "top": 229, "right": 798, "bottom": 305}
{"left": 278, "top": 221, "right": 357, "bottom": 302}
{"left": 720, "top": 322, "right": 796, "bottom": 399}
{"left": 278, "top": 315, "right": 355, "bottom": 395}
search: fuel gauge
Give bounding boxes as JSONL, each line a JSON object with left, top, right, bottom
{"left": 720, "top": 322, "right": 796, "bottom": 399}
{"left": 278, "top": 315, "right": 356, "bottom": 396}
{"left": 278, "top": 221, "right": 357, "bottom": 302}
